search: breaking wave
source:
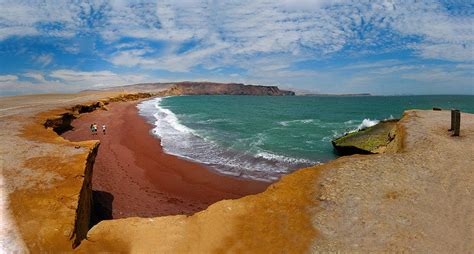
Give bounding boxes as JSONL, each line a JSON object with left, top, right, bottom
{"left": 137, "top": 98, "right": 318, "bottom": 181}
{"left": 355, "top": 118, "right": 380, "bottom": 131}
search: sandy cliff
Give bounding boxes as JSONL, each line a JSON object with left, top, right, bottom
{"left": 159, "top": 82, "right": 295, "bottom": 96}
{"left": 1, "top": 93, "right": 473, "bottom": 253}
{"left": 88, "top": 81, "right": 296, "bottom": 96}
{"left": 0, "top": 92, "right": 153, "bottom": 252}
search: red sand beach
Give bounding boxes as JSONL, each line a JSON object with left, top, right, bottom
{"left": 62, "top": 100, "right": 270, "bottom": 219}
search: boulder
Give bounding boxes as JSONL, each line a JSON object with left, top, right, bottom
{"left": 332, "top": 119, "right": 398, "bottom": 155}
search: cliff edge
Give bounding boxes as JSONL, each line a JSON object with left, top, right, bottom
{"left": 78, "top": 109, "right": 474, "bottom": 253}
{"left": 86, "top": 81, "right": 295, "bottom": 96}
{"left": 0, "top": 92, "right": 152, "bottom": 252}
{"left": 1, "top": 93, "right": 473, "bottom": 253}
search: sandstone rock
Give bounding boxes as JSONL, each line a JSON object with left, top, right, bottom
{"left": 331, "top": 119, "right": 398, "bottom": 155}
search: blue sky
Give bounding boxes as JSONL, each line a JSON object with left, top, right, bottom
{"left": 0, "top": 0, "right": 473, "bottom": 96}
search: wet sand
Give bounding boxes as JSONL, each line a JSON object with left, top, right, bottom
{"left": 62, "top": 100, "right": 270, "bottom": 219}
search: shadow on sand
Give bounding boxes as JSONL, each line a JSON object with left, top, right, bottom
{"left": 90, "top": 190, "right": 114, "bottom": 228}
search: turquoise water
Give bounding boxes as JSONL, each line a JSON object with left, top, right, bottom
{"left": 138, "top": 95, "right": 474, "bottom": 181}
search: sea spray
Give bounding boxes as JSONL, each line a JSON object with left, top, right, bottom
{"left": 356, "top": 118, "right": 380, "bottom": 131}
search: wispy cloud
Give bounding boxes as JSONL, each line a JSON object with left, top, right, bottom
{"left": 0, "top": 70, "right": 153, "bottom": 96}
{"left": 0, "top": 0, "right": 473, "bottom": 94}
{"left": 2, "top": 1, "right": 472, "bottom": 64}
{"left": 0, "top": 75, "right": 18, "bottom": 82}
{"left": 48, "top": 69, "right": 153, "bottom": 87}
{"left": 33, "top": 54, "right": 53, "bottom": 67}
{"left": 23, "top": 72, "right": 47, "bottom": 83}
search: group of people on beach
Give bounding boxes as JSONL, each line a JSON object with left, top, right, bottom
{"left": 90, "top": 123, "right": 106, "bottom": 135}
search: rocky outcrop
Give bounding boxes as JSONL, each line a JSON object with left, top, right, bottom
{"left": 0, "top": 92, "right": 154, "bottom": 252}
{"left": 86, "top": 82, "right": 295, "bottom": 96}
{"left": 39, "top": 93, "right": 156, "bottom": 247}
{"left": 43, "top": 93, "right": 153, "bottom": 135}
{"left": 332, "top": 119, "right": 399, "bottom": 155}
{"left": 157, "top": 82, "right": 295, "bottom": 96}
{"left": 107, "top": 92, "right": 154, "bottom": 102}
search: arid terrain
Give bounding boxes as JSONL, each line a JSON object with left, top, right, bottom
{"left": 1, "top": 92, "right": 473, "bottom": 253}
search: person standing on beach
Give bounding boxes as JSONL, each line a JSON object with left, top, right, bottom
{"left": 93, "top": 123, "right": 98, "bottom": 135}
{"left": 90, "top": 124, "right": 94, "bottom": 135}
{"left": 102, "top": 124, "right": 106, "bottom": 135}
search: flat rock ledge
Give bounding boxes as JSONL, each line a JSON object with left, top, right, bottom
{"left": 332, "top": 119, "right": 399, "bottom": 155}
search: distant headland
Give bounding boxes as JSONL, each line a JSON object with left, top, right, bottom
{"left": 85, "top": 81, "right": 296, "bottom": 96}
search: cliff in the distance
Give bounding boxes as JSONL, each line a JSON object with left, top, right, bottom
{"left": 87, "top": 81, "right": 295, "bottom": 96}
{"left": 159, "top": 82, "right": 295, "bottom": 96}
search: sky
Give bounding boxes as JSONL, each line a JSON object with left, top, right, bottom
{"left": 0, "top": 0, "right": 473, "bottom": 96}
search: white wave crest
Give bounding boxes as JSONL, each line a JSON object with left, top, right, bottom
{"left": 356, "top": 118, "right": 379, "bottom": 131}
{"left": 256, "top": 151, "right": 316, "bottom": 165}
{"left": 138, "top": 97, "right": 315, "bottom": 181}
{"left": 278, "top": 119, "right": 315, "bottom": 126}
{"left": 153, "top": 101, "right": 194, "bottom": 135}
{"left": 137, "top": 97, "right": 327, "bottom": 181}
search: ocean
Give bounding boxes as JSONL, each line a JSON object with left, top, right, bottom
{"left": 138, "top": 95, "right": 474, "bottom": 181}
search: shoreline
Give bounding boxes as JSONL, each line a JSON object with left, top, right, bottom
{"left": 61, "top": 99, "right": 270, "bottom": 219}
{"left": 3, "top": 91, "right": 473, "bottom": 252}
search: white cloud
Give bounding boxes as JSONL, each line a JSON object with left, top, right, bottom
{"left": 34, "top": 54, "right": 54, "bottom": 67}
{"left": 23, "top": 72, "right": 47, "bottom": 83}
{"left": 0, "top": 1, "right": 78, "bottom": 39}
{"left": 413, "top": 43, "right": 474, "bottom": 62}
{"left": 2, "top": 0, "right": 473, "bottom": 68}
{"left": 0, "top": 0, "right": 473, "bottom": 95}
{"left": 105, "top": 0, "right": 474, "bottom": 73}
{"left": 0, "top": 79, "right": 69, "bottom": 95}
{"left": 0, "top": 69, "right": 154, "bottom": 95}
{"left": 109, "top": 39, "right": 230, "bottom": 72}
{"left": 0, "top": 75, "right": 18, "bottom": 82}
{"left": 278, "top": 0, "right": 348, "bottom": 10}
{"left": 49, "top": 69, "right": 152, "bottom": 87}
{"left": 401, "top": 68, "right": 474, "bottom": 83}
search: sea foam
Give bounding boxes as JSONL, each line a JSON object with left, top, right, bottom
{"left": 137, "top": 97, "right": 316, "bottom": 181}
{"left": 356, "top": 118, "right": 380, "bottom": 131}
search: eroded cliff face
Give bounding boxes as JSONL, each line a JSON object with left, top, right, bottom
{"left": 88, "top": 81, "right": 296, "bottom": 96}
{"left": 158, "top": 82, "right": 295, "bottom": 96}
{"left": 0, "top": 92, "right": 153, "bottom": 252}
{"left": 71, "top": 142, "right": 99, "bottom": 248}
{"left": 42, "top": 93, "right": 154, "bottom": 135}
